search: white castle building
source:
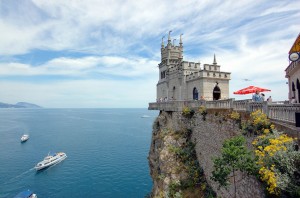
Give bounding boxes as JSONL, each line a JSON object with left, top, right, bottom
{"left": 285, "top": 33, "right": 300, "bottom": 103}
{"left": 156, "top": 31, "right": 231, "bottom": 101}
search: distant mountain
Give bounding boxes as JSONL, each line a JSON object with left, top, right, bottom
{"left": 15, "top": 102, "right": 41, "bottom": 108}
{"left": 0, "top": 102, "right": 42, "bottom": 108}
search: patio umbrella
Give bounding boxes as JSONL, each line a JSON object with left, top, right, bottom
{"left": 233, "top": 86, "right": 271, "bottom": 95}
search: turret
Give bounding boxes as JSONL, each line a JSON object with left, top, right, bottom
{"left": 167, "top": 30, "right": 172, "bottom": 46}
{"left": 167, "top": 30, "right": 172, "bottom": 65}
{"left": 179, "top": 34, "right": 183, "bottom": 47}
{"left": 161, "top": 36, "right": 165, "bottom": 49}
{"left": 213, "top": 54, "right": 217, "bottom": 65}
{"left": 179, "top": 34, "right": 183, "bottom": 61}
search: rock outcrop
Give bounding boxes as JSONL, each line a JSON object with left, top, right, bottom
{"left": 148, "top": 110, "right": 264, "bottom": 198}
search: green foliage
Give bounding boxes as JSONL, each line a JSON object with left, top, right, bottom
{"left": 157, "top": 174, "right": 166, "bottom": 180}
{"left": 159, "top": 128, "right": 171, "bottom": 138}
{"left": 242, "top": 110, "right": 274, "bottom": 136}
{"left": 211, "top": 136, "right": 257, "bottom": 197}
{"left": 171, "top": 129, "right": 192, "bottom": 140}
{"left": 182, "top": 106, "right": 195, "bottom": 118}
{"left": 198, "top": 105, "right": 207, "bottom": 120}
{"left": 252, "top": 131, "right": 300, "bottom": 196}
{"left": 229, "top": 111, "right": 242, "bottom": 129}
{"left": 168, "top": 180, "right": 181, "bottom": 197}
{"left": 167, "top": 128, "right": 216, "bottom": 197}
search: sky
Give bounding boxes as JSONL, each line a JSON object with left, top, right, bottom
{"left": 0, "top": 0, "right": 299, "bottom": 108}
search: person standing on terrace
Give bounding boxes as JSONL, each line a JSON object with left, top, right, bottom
{"left": 252, "top": 90, "right": 262, "bottom": 102}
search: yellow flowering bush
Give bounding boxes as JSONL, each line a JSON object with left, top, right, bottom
{"left": 251, "top": 110, "right": 270, "bottom": 126}
{"left": 259, "top": 166, "right": 278, "bottom": 194}
{"left": 198, "top": 105, "right": 207, "bottom": 114}
{"left": 229, "top": 111, "right": 240, "bottom": 120}
{"left": 243, "top": 110, "right": 274, "bottom": 135}
{"left": 182, "top": 106, "right": 195, "bottom": 118}
{"left": 198, "top": 105, "right": 207, "bottom": 121}
{"left": 252, "top": 131, "right": 299, "bottom": 196}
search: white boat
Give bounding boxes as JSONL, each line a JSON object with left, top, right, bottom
{"left": 14, "top": 189, "right": 37, "bottom": 198}
{"left": 34, "top": 152, "right": 67, "bottom": 171}
{"left": 141, "top": 115, "right": 150, "bottom": 118}
{"left": 21, "top": 134, "right": 29, "bottom": 142}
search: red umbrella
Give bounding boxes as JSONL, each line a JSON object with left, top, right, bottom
{"left": 233, "top": 86, "right": 271, "bottom": 95}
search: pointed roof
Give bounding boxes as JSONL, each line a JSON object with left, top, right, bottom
{"left": 289, "top": 33, "right": 300, "bottom": 54}
{"left": 179, "top": 34, "right": 183, "bottom": 45}
{"left": 161, "top": 36, "right": 165, "bottom": 48}
{"left": 168, "top": 30, "right": 172, "bottom": 42}
{"left": 213, "top": 54, "right": 217, "bottom": 65}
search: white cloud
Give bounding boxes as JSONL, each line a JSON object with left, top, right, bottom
{"left": 0, "top": 0, "right": 299, "bottom": 107}
{"left": 0, "top": 55, "right": 158, "bottom": 78}
{"left": 0, "top": 79, "right": 157, "bottom": 108}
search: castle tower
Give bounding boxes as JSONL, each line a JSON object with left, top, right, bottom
{"left": 157, "top": 31, "right": 185, "bottom": 100}
{"left": 156, "top": 33, "right": 231, "bottom": 101}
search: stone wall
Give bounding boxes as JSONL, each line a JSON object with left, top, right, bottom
{"left": 149, "top": 110, "right": 265, "bottom": 198}
{"left": 190, "top": 110, "right": 264, "bottom": 198}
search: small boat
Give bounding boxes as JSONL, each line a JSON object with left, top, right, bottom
{"left": 14, "top": 189, "right": 37, "bottom": 198}
{"left": 34, "top": 152, "right": 67, "bottom": 171}
{"left": 141, "top": 115, "right": 150, "bottom": 118}
{"left": 21, "top": 134, "right": 29, "bottom": 142}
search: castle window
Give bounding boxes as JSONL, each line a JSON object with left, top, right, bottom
{"left": 193, "top": 87, "right": 198, "bottom": 100}
{"left": 161, "top": 71, "right": 166, "bottom": 79}
{"left": 172, "top": 86, "right": 176, "bottom": 100}
{"left": 213, "top": 83, "right": 221, "bottom": 100}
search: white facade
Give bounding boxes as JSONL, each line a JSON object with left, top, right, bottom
{"left": 285, "top": 34, "right": 300, "bottom": 103}
{"left": 157, "top": 32, "right": 231, "bottom": 101}
{"left": 286, "top": 60, "right": 300, "bottom": 103}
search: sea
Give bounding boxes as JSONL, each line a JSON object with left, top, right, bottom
{"left": 0, "top": 108, "right": 158, "bottom": 198}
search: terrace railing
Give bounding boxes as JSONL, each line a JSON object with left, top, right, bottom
{"left": 149, "top": 99, "right": 300, "bottom": 125}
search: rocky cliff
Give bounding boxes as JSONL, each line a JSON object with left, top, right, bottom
{"left": 148, "top": 110, "right": 264, "bottom": 198}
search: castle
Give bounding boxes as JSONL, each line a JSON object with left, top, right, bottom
{"left": 156, "top": 31, "right": 231, "bottom": 101}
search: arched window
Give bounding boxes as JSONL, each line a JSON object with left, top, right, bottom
{"left": 292, "top": 82, "right": 296, "bottom": 91}
{"left": 213, "top": 84, "right": 221, "bottom": 100}
{"left": 172, "top": 86, "right": 176, "bottom": 100}
{"left": 193, "top": 87, "right": 198, "bottom": 100}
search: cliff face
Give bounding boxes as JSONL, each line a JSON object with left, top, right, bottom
{"left": 148, "top": 110, "right": 264, "bottom": 198}
{"left": 148, "top": 111, "right": 214, "bottom": 197}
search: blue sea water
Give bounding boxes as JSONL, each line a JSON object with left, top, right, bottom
{"left": 0, "top": 108, "right": 158, "bottom": 198}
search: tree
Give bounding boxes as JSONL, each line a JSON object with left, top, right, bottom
{"left": 211, "top": 136, "right": 257, "bottom": 198}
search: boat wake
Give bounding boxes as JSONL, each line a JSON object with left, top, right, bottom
{"left": 2, "top": 168, "right": 35, "bottom": 186}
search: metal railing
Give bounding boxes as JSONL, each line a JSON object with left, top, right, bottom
{"left": 148, "top": 99, "right": 300, "bottom": 124}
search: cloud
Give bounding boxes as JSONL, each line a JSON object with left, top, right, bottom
{"left": 0, "top": 79, "right": 157, "bottom": 108}
{"left": 0, "top": 55, "right": 158, "bottom": 79}
{"left": 0, "top": 0, "right": 299, "bottom": 107}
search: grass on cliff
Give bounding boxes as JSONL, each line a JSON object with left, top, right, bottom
{"left": 168, "top": 128, "right": 216, "bottom": 198}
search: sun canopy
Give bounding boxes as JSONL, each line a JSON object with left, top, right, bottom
{"left": 233, "top": 86, "right": 271, "bottom": 95}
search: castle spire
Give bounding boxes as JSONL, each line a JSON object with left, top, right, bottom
{"left": 173, "top": 39, "right": 176, "bottom": 46}
{"left": 213, "top": 54, "right": 217, "bottom": 65}
{"left": 168, "top": 30, "right": 172, "bottom": 45}
{"left": 179, "top": 34, "right": 183, "bottom": 47}
{"left": 167, "top": 50, "right": 170, "bottom": 65}
{"left": 161, "top": 36, "right": 165, "bottom": 48}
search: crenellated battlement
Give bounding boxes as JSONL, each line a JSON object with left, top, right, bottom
{"left": 156, "top": 31, "right": 231, "bottom": 101}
